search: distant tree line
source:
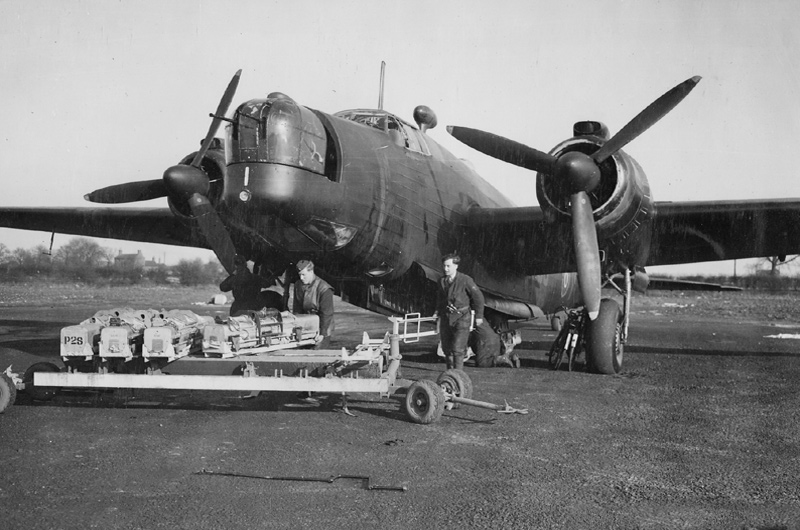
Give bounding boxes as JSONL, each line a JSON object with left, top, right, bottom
{"left": 674, "top": 255, "right": 800, "bottom": 291}
{"left": 677, "top": 274, "right": 800, "bottom": 291}
{"left": 2, "top": 237, "right": 799, "bottom": 291}
{"left": 0, "top": 237, "right": 225, "bottom": 286}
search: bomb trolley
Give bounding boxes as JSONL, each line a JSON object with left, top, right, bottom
{"left": 0, "top": 314, "right": 527, "bottom": 424}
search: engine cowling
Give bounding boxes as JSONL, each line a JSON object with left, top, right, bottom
{"left": 536, "top": 135, "right": 653, "bottom": 270}
{"left": 167, "top": 141, "right": 227, "bottom": 219}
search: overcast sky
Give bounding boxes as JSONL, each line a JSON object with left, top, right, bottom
{"left": 1, "top": 0, "right": 798, "bottom": 274}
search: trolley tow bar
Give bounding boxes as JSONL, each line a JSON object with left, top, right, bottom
{"left": 193, "top": 469, "right": 407, "bottom": 492}
{"left": 448, "top": 395, "right": 528, "bottom": 415}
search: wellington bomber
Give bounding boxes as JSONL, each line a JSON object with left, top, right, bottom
{"left": 1, "top": 68, "right": 800, "bottom": 384}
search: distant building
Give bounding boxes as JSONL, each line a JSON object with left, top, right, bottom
{"left": 114, "top": 250, "right": 159, "bottom": 271}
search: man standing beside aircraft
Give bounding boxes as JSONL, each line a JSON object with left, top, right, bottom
{"left": 292, "top": 260, "right": 334, "bottom": 349}
{"left": 435, "top": 253, "right": 485, "bottom": 370}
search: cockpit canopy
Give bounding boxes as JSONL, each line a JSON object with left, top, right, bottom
{"left": 334, "top": 109, "right": 429, "bottom": 155}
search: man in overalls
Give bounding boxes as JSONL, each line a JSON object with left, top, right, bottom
{"left": 435, "top": 253, "right": 485, "bottom": 370}
{"left": 292, "top": 259, "right": 334, "bottom": 349}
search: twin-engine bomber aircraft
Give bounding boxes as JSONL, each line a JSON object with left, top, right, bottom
{"left": 2, "top": 71, "right": 799, "bottom": 374}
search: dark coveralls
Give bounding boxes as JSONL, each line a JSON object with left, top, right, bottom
{"left": 436, "top": 272, "right": 485, "bottom": 370}
{"left": 293, "top": 277, "right": 335, "bottom": 349}
{"left": 219, "top": 267, "right": 274, "bottom": 316}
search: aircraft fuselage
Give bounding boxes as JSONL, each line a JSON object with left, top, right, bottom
{"left": 214, "top": 92, "right": 651, "bottom": 319}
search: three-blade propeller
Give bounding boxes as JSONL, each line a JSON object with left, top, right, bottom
{"left": 448, "top": 76, "right": 701, "bottom": 319}
{"left": 85, "top": 70, "right": 243, "bottom": 273}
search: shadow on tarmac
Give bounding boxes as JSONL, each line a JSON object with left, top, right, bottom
{"left": 0, "top": 318, "right": 70, "bottom": 359}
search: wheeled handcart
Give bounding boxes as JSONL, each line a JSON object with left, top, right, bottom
{"left": 1, "top": 312, "right": 527, "bottom": 423}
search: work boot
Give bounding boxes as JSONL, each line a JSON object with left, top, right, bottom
{"left": 495, "top": 354, "right": 513, "bottom": 368}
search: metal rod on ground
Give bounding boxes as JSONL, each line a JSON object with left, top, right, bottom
{"left": 194, "top": 469, "right": 407, "bottom": 492}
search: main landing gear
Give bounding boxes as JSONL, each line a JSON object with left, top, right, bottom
{"left": 585, "top": 298, "right": 624, "bottom": 374}
{"left": 552, "top": 268, "right": 630, "bottom": 375}
{"left": 586, "top": 267, "right": 632, "bottom": 374}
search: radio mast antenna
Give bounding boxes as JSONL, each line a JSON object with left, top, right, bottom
{"left": 378, "top": 61, "right": 386, "bottom": 110}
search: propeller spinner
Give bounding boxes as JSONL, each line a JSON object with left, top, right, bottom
{"left": 85, "top": 70, "right": 243, "bottom": 273}
{"left": 448, "top": 76, "right": 701, "bottom": 319}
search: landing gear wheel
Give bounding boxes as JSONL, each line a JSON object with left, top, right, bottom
{"left": 404, "top": 380, "right": 446, "bottom": 424}
{"left": 585, "top": 299, "right": 623, "bottom": 375}
{"left": 23, "top": 362, "right": 61, "bottom": 401}
{"left": 0, "top": 373, "right": 17, "bottom": 413}
{"left": 436, "top": 369, "right": 473, "bottom": 409}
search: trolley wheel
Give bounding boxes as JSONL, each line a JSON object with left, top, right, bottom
{"left": 404, "top": 380, "right": 446, "bottom": 424}
{"left": 23, "top": 362, "right": 61, "bottom": 401}
{"left": 436, "top": 369, "right": 473, "bottom": 409}
{"left": 0, "top": 373, "right": 17, "bottom": 413}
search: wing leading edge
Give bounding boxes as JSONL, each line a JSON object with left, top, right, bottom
{"left": 462, "top": 198, "right": 800, "bottom": 275}
{"left": 0, "top": 207, "right": 209, "bottom": 249}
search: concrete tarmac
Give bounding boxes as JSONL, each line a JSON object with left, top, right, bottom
{"left": 1, "top": 292, "right": 799, "bottom": 529}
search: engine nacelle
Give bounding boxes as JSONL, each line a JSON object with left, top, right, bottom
{"left": 536, "top": 136, "right": 654, "bottom": 270}
{"left": 167, "top": 141, "right": 227, "bottom": 219}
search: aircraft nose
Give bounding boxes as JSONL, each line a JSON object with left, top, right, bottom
{"left": 227, "top": 94, "right": 329, "bottom": 177}
{"left": 223, "top": 93, "right": 337, "bottom": 212}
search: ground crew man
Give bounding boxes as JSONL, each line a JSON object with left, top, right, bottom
{"left": 435, "top": 253, "right": 485, "bottom": 370}
{"left": 219, "top": 256, "right": 274, "bottom": 316}
{"left": 292, "top": 259, "right": 334, "bottom": 349}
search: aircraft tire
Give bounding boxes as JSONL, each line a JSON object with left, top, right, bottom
{"left": 0, "top": 373, "right": 17, "bottom": 413}
{"left": 437, "top": 369, "right": 473, "bottom": 409}
{"left": 585, "top": 299, "right": 623, "bottom": 375}
{"left": 404, "top": 380, "right": 446, "bottom": 424}
{"left": 23, "top": 362, "right": 61, "bottom": 402}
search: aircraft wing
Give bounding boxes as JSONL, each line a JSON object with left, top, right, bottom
{"left": 644, "top": 277, "right": 743, "bottom": 292}
{"left": 463, "top": 206, "right": 574, "bottom": 275}
{"left": 609, "top": 273, "right": 743, "bottom": 291}
{"left": 464, "top": 199, "right": 800, "bottom": 275}
{"left": 0, "top": 207, "right": 209, "bottom": 249}
{"left": 647, "top": 198, "right": 800, "bottom": 266}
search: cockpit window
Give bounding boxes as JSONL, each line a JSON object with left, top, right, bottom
{"left": 335, "top": 109, "right": 429, "bottom": 156}
{"left": 335, "top": 110, "right": 387, "bottom": 131}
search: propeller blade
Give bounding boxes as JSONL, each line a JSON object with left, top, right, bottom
{"left": 571, "top": 191, "right": 601, "bottom": 320}
{"left": 592, "top": 76, "right": 701, "bottom": 163}
{"left": 188, "top": 193, "right": 237, "bottom": 274}
{"left": 191, "top": 69, "right": 242, "bottom": 168}
{"left": 447, "top": 126, "right": 557, "bottom": 174}
{"left": 84, "top": 179, "right": 167, "bottom": 204}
